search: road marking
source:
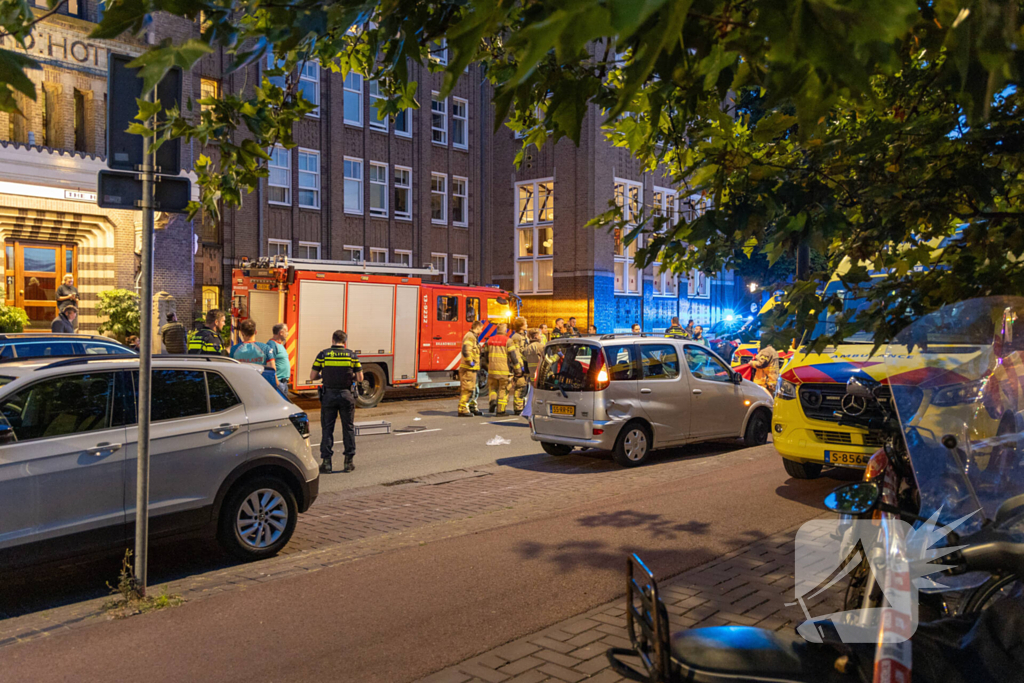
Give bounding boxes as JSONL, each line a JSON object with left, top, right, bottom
{"left": 491, "top": 417, "right": 523, "bottom": 423}
{"left": 393, "top": 428, "right": 442, "bottom": 436}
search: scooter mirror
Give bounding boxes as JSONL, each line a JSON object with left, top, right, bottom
{"left": 824, "top": 482, "right": 881, "bottom": 515}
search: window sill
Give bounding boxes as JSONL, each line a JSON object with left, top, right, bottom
{"left": 516, "top": 291, "right": 553, "bottom": 296}
{"left": 614, "top": 291, "right": 643, "bottom": 297}
{"left": 395, "top": 132, "right": 413, "bottom": 139}
{"left": 344, "top": 120, "right": 364, "bottom": 128}
{"left": 267, "top": 200, "right": 291, "bottom": 207}
{"left": 431, "top": 219, "right": 448, "bottom": 226}
{"left": 395, "top": 214, "right": 413, "bottom": 222}
{"left": 298, "top": 205, "right": 321, "bottom": 211}
{"left": 369, "top": 125, "right": 388, "bottom": 133}
{"left": 344, "top": 209, "right": 364, "bottom": 216}
{"left": 453, "top": 222, "right": 468, "bottom": 229}
{"left": 370, "top": 211, "right": 389, "bottom": 219}
{"left": 453, "top": 144, "right": 468, "bottom": 152}
{"left": 431, "top": 139, "right": 448, "bottom": 147}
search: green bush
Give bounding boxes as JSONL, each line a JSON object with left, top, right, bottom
{"left": 98, "top": 289, "right": 140, "bottom": 343}
{"left": 0, "top": 287, "right": 29, "bottom": 333}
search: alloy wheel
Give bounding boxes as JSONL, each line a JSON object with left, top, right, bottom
{"left": 236, "top": 488, "right": 289, "bottom": 549}
{"left": 623, "top": 428, "right": 648, "bottom": 461}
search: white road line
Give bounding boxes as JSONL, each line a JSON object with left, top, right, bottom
{"left": 393, "top": 428, "right": 443, "bottom": 436}
{"left": 491, "top": 417, "right": 523, "bottom": 423}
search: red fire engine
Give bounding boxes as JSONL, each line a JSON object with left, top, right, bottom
{"left": 231, "top": 257, "right": 518, "bottom": 407}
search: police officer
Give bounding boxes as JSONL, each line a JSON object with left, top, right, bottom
{"left": 458, "top": 320, "right": 484, "bottom": 417}
{"left": 665, "top": 316, "right": 688, "bottom": 339}
{"left": 187, "top": 309, "right": 228, "bottom": 355}
{"left": 310, "top": 330, "right": 363, "bottom": 474}
{"left": 508, "top": 317, "right": 529, "bottom": 415}
{"left": 551, "top": 318, "right": 570, "bottom": 340}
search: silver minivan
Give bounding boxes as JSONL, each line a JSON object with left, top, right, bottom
{"left": 0, "top": 355, "right": 319, "bottom": 567}
{"left": 530, "top": 335, "right": 774, "bottom": 466}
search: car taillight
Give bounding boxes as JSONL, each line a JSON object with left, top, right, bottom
{"left": 289, "top": 412, "right": 310, "bottom": 439}
{"left": 593, "top": 351, "right": 610, "bottom": 390}
{"left": 863, "top": 448, "right": 888, "bottom": 481}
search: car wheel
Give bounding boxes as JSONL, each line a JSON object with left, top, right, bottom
{"left": 782, "top": 458, "right": 823, "bottom": 480}
{"left": 218, "top": 476, "right": 298, "bottom": 561}
{"left": 744, "top": 409, "right": 771, "bottom": 447}
{"left": 541, "top": 442, "right": 573, "bottom": 456}
{"left": 613, "top": 422, "right": 652, "bottom": 467}
{"left": 355, "top": 363, "right": 387, "bottom": 409}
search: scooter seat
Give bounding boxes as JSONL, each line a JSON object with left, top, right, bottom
{"left": 670, "top": 626, "right": 855, "bottom": 682}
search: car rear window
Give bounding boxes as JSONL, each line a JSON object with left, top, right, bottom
{"left": 0, "top": 375, "right": 14, "bottom": 388}
{"left": 537, "top": 343, "right": 600, "bottom": 392}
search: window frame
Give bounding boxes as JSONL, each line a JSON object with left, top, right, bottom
{"left": 368, "top": 79, "right": 387, "bottom": 132}
{"left": 652, "top": 186, "right": 677, "bottom": 297}
{"left": 369, "top": 161, "right": 388, "bottom": 218}
{"left": 343, "top": 245, "right": 364, "bottom": 263}
{"left": 452, "top": 176, "right": 468, "bottom": 227}
{"left": 683, "top": 345, "right": 732, "bottom": 383}
{"left": 431, "top": 173, "right": 448, "bottom": 224}
{"left": 299, "top": 60, "right": 320, "bottom": 117}
{"left": 466, "top": 297, "right": 480, "bottom": 322}
{"left": 514, "top": 179, "right": 554, "bottom": 296}
{"left": 0, "top": 371, "right": 118, "bottom": 443}
{"left": 452, "top": 97, "right": 468, "bottom": 150}
{"left": 267, "top": 239, "right": 291, "bottom": 257}
{"left": 343, "top": 72, "right": 363, "bottom": 127}
{"left": 431, "top": 252, "right": 448, "bottom": 282}
{"left": 436, "top": 294, "right": 458, "bottom": 322}
{"left": 638, "top": 343, "right": 681, "bottom": 381}
{"left": 431, "top": 93, "right": 447, "bottom": 145}
{"left": 267, "top": 145, "right": 291, "bottom": 206}
{"left": 452, "top": 254, "right": 468, "bottom": 284}
{"left": 297, "top": 241, "right": 321, "bottom": 259}
{"left": 199, "top": 78, "right": 220, "bottom": 114}
{"left": 430, "top": 38, "right": 448, "bottom": 65}
{"left": 394, "top": 250, "right": 413, "bottom": 267}
{"left": 393, "top": 166, "right": 412, "bottom": 221}
{"left": 369, "top": 248, "right": 388, "bottom": 264}
{"left": 343, "top": 156, "right": 363, "bottom": 215}
{"left": 394, "top": 107, "right": 412, "bottom": 137}
{"left": 613, "top": 178, "right": 643, "bottom": 296}
{"left": 297, "top": 148, "right": 321, "bottom": 209}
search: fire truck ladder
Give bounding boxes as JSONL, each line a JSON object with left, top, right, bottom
{"left": 246, "top": 255, "right": 441, "bottom": 278}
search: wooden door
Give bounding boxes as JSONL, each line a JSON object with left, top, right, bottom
{"left": 5, "top": 241, "right": 76, "bottom": 329}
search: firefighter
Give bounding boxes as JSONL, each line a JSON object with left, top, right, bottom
{"left": 524, "top": 329, "right": 545, "bottom": 381}
{"left": 187, "top": 309, "right": 228, "bottom": 355}
{"left": 484, "top": 322, "right": 513, "bottom": 415}
{"left": 508, "top": 317, "right": 529, "bottom": 415}
{"left": 458, "top": 320, "right": 484, "bottom": 417}
{"left": 309, "top": 330, "right": 363, "bottom": 474}
{"left": 665, "top": 316, "right": 688, "bottom": 339}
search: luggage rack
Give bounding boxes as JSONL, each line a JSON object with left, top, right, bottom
{"left": 240, "top": 255, "right": 440, "bottom": 278}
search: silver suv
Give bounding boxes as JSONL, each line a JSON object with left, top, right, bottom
{"left": 530, "top": 335, "right": 774, "bottom": 467}
{"left": 0, "top": 355, "right": 319, "bottom": 567}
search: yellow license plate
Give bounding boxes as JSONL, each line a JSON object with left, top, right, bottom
{"left": 825, "top": 451, "right": 871, "bottom": 467}
{"left": 550, "top": 404, "right": 575, "bottom": 417}
{"left": 255, "top": 283, "right": 273, "bottom": 290}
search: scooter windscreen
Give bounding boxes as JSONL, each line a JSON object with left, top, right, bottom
{"left": 885, "top": 296, "right": 1024, "bottom": 537}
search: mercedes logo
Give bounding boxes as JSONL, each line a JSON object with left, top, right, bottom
{"left": 841, "top": 394, "right": 868, "bottom": 416}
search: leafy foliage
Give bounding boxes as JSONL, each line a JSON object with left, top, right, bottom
{"left": 97, "top": 289, "right": 140, "bottom": 342}
{"left": 0, "top": 287, "right": 29, "bottom": 333}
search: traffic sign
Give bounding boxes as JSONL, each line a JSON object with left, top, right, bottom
{"left": 97, "top": 170, "right": 191, "bottom": 212}
{"left": 106, "top": 53, "right": 182, "bottom": 175}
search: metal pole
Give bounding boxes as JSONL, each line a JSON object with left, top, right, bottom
{"left": 134, "top": 86, "right": 156, "bottom": 596}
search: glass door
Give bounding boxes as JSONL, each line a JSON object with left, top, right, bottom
{"left": 4, "top": 241, "right": 76, "bottom": 329}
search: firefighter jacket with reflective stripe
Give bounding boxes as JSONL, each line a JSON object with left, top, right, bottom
{"left": 484, "top": 334, "right": 511, "bottom": 377}
{"left": 187, "top": 326, "right": 226, "bottom": 355}
{"left": 509, "top": 332, "right": 527, "bottom": 376}
{"left": 312, "top": 345, "right": 362, "bottom": 389}
{"left": 524, "top": 341, "right": 545, "bottom": 377}
{"left": 665, "top": 325, "right": 689, "bottom": 339}
{"left": 460, "top": 331, "right": 480, "bottom": 371}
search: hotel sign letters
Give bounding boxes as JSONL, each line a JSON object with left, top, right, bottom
{"left": 0, "top": 25, "right": 110, "bottom": 68}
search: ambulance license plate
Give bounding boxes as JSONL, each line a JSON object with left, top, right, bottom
{"left": 255, "top": 283, "right": 273, "bottom": 290}
{"left": 550, "top": 404, "right": 575, "bottom": 417}
{"left": 825, "top": 451, "right": 870, "bottom": 467}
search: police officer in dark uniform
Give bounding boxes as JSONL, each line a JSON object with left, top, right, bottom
{"left": 309, "top": 330, "right": 363, "bottom": 474}
{"left": 187, "top": 309, "right": 229, "bottom": 355}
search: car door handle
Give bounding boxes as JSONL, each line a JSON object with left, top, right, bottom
{"left": 640, "top": 388, "right": 652, "bottom": 394}
{"left": 692, "top": 389, "right": 703, "bottom": 395}
{"left": 433, "top": 336, "right": 442, "bottom": 340}
{"left": 212, "top": 424, "right": 239, "bottom": 436}
{"left": 86, "top": 442, "right": 122, "bottom": 455}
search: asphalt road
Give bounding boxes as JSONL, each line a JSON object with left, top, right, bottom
{"left": 3, "top": 443, "right": 841, "bottom": 683}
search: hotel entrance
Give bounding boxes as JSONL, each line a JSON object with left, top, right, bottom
{"left": 3, "top": 241, "right": 77, "bottom": 329}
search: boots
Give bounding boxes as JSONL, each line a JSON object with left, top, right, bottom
{"left": 343, "top": 456, "right": 355, "bottom": 473}
{"left": 319, "top": 457, "right": 333, "bottom": 474}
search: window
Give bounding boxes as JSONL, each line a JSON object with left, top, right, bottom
{"left": 452, "top": 255, "right": 468, "bottom": 284}
{"left": 344, "top": 158, "right": 363, "bottom": 214}
{"left": 536, "top": 344, "right": 598, "bottom": 392}
{"left": 684, "top": 346, "right": 731, "bottom": 382}
{"left": 688, "top": 270, "right": 710, "bottom": 299}
{"left": 452, "top": 97, "right": 468, "bottom": 149}
{"left": 429, "top": 38, "right": 448, "bottom": 65}
{"left": 268, "top": 239, "right": 291, "bottom": 257}
{"left": 394, "top": 167, "right": 412, "bottom": 220}
{"left": 207, "top": 372, "right": 241, "bottom": 412}
{"left": 297, "top": 242, "right": 320, "bottom": 259}
{"left": 437, "top": 295, "right": 458, "bottom": 322}
{"left": 265, "top": 54, "right": 287, "bottom": 89}
{"left": 344, "top": 72, "right": 363, "bottom": 126}
{"left": 431, "top": 173, "right": 447, "bottom": 223}
{"left": 652, "top": 187, "right": 676, "bottom": 297}
{"left": 368, "top": 80, "right": 387, "bottom": 132}
{"left": 343, "top": 245, "right": 363, "bottom": 263}
{"left": 466, "top": 297, "right": 480, "bottom": 322}
{"left": 431, "top": 93, "right": 447, "bottom": 145}
{"left": 452, "top": 176, "right": 467, "bottom": 226}
{"left": 613, "top": 179, "right": 642, "bottom": 295}
{"left": 200, "top": 78, "right": 220, "bottom": 114}
{"left": 394, "top": 107, "right": 412, "bottom": 137}
{"left": 639, "top": 345, "right": 680, "bottom": 380}
{"left": 431, "top": 253, "right": 447, "bottom": 281}
{"left": 297, "top": 149, "right": 320, "bottom": 209}
{"left": 394, "top": 250, "right": 412, "bottom": 267}
{"left": 604, "top": 344, "right": 639, "bottom": 381}
{"left": 369, "top": 162, "right": 388, "bottom": 217}
{"left": 0, "top": 373, "right": 114, "bottom": 442}
{"left": 268, "top": 146, "right": 290, "bottom": 205}
{"left": 149, "top": 370, "right": 208, "bottom": 421}
{"left": 515, "top": 179, "right": 554, "bottom": 295}
{"left": 73, "top": 89, "right": 87, "bottom": 152}
{"left": 299, "top": 60, "right": 320, "bottom": 116}
{"left": 369, "top": 248, "right": 388, "bottom": 263}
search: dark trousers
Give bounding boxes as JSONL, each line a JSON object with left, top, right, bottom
{"left": 320, "top": 388, "right": 356, "bottom": 461}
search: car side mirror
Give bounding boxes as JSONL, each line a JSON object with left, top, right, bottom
{"left": 824, "top": 482, "right": 880, "bottom": 515}
{"left": 731, "top": 372, "right": 743, "bottom": 384}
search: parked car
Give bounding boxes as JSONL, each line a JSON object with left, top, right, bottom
{"left": 0, "top": 333, "right": 136, "bottom": 359}
{"left": 0, "top": 355, "right": 318, "bottom": 568}
{"left": 530, "top": 335, "right": 773, "bottom": 467}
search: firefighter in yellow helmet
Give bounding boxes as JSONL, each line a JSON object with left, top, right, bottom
{"left": 508, "top": 316, "right": 529, "bottom": 415}
{"left": 483, "top": 322, "right": 513, "bottom": 415}
{"left": 458, "top": 320, "right": 484, "bottom": 417}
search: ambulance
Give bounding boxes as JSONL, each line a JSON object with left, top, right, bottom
{"left": 231, "top": 256, "right": 517, "bottom": 407}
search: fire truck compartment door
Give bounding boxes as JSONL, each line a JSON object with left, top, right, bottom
{"left": 393, "top": 285, "right": 418, "bottom": 382}
{"left": 347, "top": 283, "right": 394, "bottom": 356}
{"left": 298, "top": 280, "right": 345, "bottom": 381}
{"left": 248, "top": 290, "right": 280, "bottom": 336}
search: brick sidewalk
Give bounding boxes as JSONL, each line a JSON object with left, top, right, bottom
{"left": 0, "top": 442, "right": 773, "bottom": 648}
{"left": 415, "top": 525, "right": 845, "bottom": 683}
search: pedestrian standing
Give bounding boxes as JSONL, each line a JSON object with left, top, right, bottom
{"left": 50, "top": 305, "right": 77, "bottom": 333}
{"left": 538, "top": 323, "right": 550, "bottom": 346}
{"left": 483, "top": 322, "right": 511, "bottom": 415}
{"left": 631, "top": 323, "right": 642, "bottom": 335}
{"left": 56, "top": 274, "right": 79, "bottom": 330}
{"left": 508, "top": 317, "right": 529, "bottom": 415}
{"left": 587, "top": 324, "right": 597, "bottom": 335}
{"left": 551, "top": 318, "right": 569, "bottom": 340}
{"left": 188, "top": 309, "right": 229, "bottom": 355}
{"left": 665, "top": 316, "right": 687, "bottom": 339}
{"left": 692, "top": 325, "right": 709, "bottom": 347}
{"left": 230, "top": 319, "right": 278, "bottom": 389}
{"left": 159, "top": 311, "right": 187, "bottom": 354}
{"left": 266, "top": 323, "right": 292, "bottom": 399}
{"left": 310, "top": 330, "right": 363, "bottom": 474}
{"left": 685, "top": 319, "right": 695, "bottom": 337}
{"left": 458, "top": 320, "right": 484, "bottom": 416}
{"left": 567, "top": 317, "right": 581, "bottom": 337}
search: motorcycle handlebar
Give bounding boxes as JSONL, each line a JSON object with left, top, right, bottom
{"left": 955, "top": 541, "right": 1024, "bottom": 576}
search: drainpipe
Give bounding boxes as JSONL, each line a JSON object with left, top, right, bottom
{"left": 257, "top": 61, "right": 264, "bottom": 258}
{"left": 478, "top": 73, "right": 486, "bottom": 286}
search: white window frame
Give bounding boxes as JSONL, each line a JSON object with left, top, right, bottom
{"left": 613, "top": 178, "right": 643, "bottom": 296}
{"left": 368, "top": 80, "right": 387, "bottom": 132}
{"left": 297, "top": 241, "right": 321, "bottom": 259}
{"left": 343, "top": 245, "right": 364, "bottom": 263}
{"left": 343, "top": 72, "right": 363, "bottom": 127}
{"left": 268, "top": 239, "right": 291, "bottom": 257}
{"left": 297, "top": 148, "right": 320, "bottom": 209}
{"left": 369, "top": 248, "right": 388, "bottom": 264}
{"left": 452, "top": 176, "right": 468, "bottom": 227}
{"left": 431, "top": 252, "right": 448, "bottom": 283}
{"left": 267, "top": 145, "right": 291, "bottom": 206}
{"left": 514, "top": 179, "right": 554, "bottom": 296}
{"left": 394, "top": 249, "right": 412, "bottom": 267}
{"left": 343, "top": 157, "right": 363, "bottom": 215}
{"left": 431, "top": 93, "right": 447, "bottom": 145}
{"left": 393, "top": 166, "right": 412, "bottom": 221}
{"left": 452, "top": 97, "right": 468, "bottom": 150}
{"left": 431, "top": 172, "right": 447, "bottom": 224}
{"left": 452, "top": 254, "right": 468, "bottom": 284}
{"left": 394, "top": 107, "right": 412, "bottom": 138}
{"left": 299, "top": 60, "right": 320, "bottom": 117}
{"left": 652, "top": 186, "right": 676, "bottom": 297}
{"left": 429, "top": 38, "right": 448, "bottom": 65}
{"left": 265, "top": 54, "right": 287, "bottom": 89}
{"left": 688, "top": 270, "right": 711, "bottom": 299}
{"left": 369, "top": 162, "right": 388, "bottom": 218}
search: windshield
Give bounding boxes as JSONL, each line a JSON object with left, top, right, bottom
{"left": 813, "top": 287, "right": 875, "bottom": 343}
{"left": 885, "top": 296, "right": 1024, "bottom": 536}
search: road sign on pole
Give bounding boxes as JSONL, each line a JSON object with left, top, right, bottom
{"left": 98, "top": 170, "right": 191, "bottom": 212}
{"left": 107, "top": 53, "right": 182, "bottom": 175}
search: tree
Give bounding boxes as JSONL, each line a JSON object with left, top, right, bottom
{"left": 97, "top": 289, "right": 140, "bottom": 342}
{"left": 1, "top": 0, "right": 1021, "bottom": 345}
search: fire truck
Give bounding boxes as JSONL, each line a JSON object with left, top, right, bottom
{"left": 230, "top": 257, "right": 518, "bottom": 408}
